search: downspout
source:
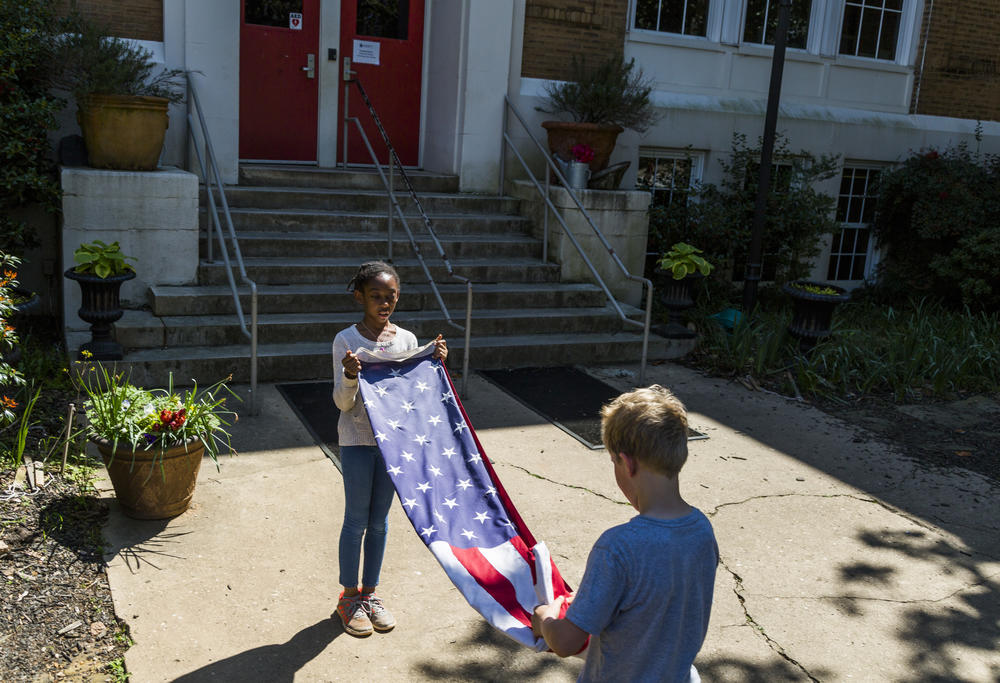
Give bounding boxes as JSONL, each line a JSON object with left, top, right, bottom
{"left": 912, "top": 0, "right": 935, "bottom": 113}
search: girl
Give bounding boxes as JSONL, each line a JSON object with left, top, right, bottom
{"left": 331, "top": 260, "right": 447, "bottom": 637}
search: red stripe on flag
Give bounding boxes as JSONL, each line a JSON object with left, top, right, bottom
{"left": 450, "top": 544, "right": 533, "bottom": 627}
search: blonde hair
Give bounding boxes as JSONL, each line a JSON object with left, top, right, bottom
{"left": 600, "top": 384, "right": 689, "bottom": 477}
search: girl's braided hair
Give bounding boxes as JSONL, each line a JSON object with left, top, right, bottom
{"left": 347, "top": 260, "right": 399, "bottom": 292}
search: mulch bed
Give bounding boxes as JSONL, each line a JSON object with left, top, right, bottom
{"left": 1, "top": 465, "right": 129, "bottom": 682}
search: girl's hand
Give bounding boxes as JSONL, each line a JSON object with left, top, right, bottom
{"left": 342, "top": 350, "right": 362, "bottom": 379}
{"left": 432, "top": 334, "right": 448, "bottom": 362}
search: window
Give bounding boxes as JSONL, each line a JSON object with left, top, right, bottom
{"left": 357, "top": 0, "right": 409, "bottom": 40}
{"left": 637, "top": 153, "right": 700, "bottom": 209}
{"left": 839, "top": 0, "right": 902, "bottom": 60}
{"left": 743, "top": 0, "right": 812, "bottom": 49}
{"left": 827, "top": 167, "right": 880, "bottom": 281}
{"left": 245, "top": 0, "right": 302, "bottom": 28}
{"left": 634, "top": 0, "right": 710, "bottom": 37}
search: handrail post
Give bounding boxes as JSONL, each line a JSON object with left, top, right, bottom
{"left": 204, "top": 139, "right": 214, "bottom": 264}
{"left": 543, "top": 164, "right": 550, "bottom": 264}
{"left": 498, "top": 101, "right": 508, "bottom": 197}
{"left": 388, "top": 161, "right": 394, "bottom": 261}
{"left": 250, "top": 286, "right": 258, "bottom": 414}
{"left": 462, "top": 281, "right": 471, "bottom": 398}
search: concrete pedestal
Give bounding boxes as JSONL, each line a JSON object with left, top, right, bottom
{"left": 512, "top": 180, "right": 651, "bottom": 306}
{"left": 61, "top": 166, "right": 199, "bottom": 353}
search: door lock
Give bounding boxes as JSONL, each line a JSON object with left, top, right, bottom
{"left": 302, "top": 53, "right": 315, "bottom": 79}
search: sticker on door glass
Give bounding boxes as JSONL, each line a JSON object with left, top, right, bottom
{"left": 289, "top": 12, "right": 302, "bottom": 29}
{"left": 353, "top": 39, "right": 380, "bottom": 65}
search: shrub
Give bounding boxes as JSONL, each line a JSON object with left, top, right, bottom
{"left": 649, "top": 133, "right": 840, "bottom": 284}
{"left": 0, "top": 0, "right": 65, "bottom": 253}
{"left": 872, "top": 144, "right": 1000, "bottom": 311}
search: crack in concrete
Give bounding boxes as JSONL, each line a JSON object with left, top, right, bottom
{"left": 501, "top": 463, "right": 630, "bottom": 506}
{"left": 718, "top": 556, "right": 820, "bottom": 682}
{"left": 757, "top": 569, "right": 1000, "bottom": 606}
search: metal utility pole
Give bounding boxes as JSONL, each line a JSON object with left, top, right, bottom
{"left": 743, "top": 0, "right": 792, "bottom": 314}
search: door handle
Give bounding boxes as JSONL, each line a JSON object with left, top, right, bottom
{"left": 302, "top": 53, "right": 315, "bottom": 79}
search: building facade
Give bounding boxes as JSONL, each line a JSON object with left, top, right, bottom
{"left": 60, "top": 0, "right": 1000, "bottom": 287}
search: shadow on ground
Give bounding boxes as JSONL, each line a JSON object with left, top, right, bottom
{"left": 171, "top": 617, "right": 340, "bottom": 682}
{"left": 413, "top": 622, "right": 580, "bottom": 681}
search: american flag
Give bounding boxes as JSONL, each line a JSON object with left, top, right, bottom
{"left": 355, "top": 343, "right": 574, "bottom": 650}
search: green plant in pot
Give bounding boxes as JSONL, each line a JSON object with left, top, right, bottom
{"left": 537, "top": 54, "right": 657, "bottom": 173}
{"left": 655, "top": 243, "right": 714, "bottom": 338}
{"left": 782, "top": 279, "right": 850, "bottom": 348}
{"left": 75, "top": 363, "right": 238, "bottom": 519}
{"left": 64, "top": 240, "right": 136, "bottom": 360}
{"left": 53, "top": 18, "right": 184, "bottom": 171}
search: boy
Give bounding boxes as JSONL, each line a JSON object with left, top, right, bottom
{"left": 532, "top": 385, "right": 718, "bottom": 683}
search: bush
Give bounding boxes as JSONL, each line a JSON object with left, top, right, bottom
{"left": 0, "top": 0, "right": 65, "bottom": 254}
{"left": 649, "top": 133, "right": 840, "bottom": 284}
{"left": 872, "top": 144, "right": 1000, "bottom": 311}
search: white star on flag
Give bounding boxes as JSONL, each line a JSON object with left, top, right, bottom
{"left": 354, "top": 342, "right": 576, "bottom": 653}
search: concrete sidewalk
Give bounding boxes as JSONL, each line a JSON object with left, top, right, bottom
{"left": 100, "top": 362, "right": 1000, "bottom": 682}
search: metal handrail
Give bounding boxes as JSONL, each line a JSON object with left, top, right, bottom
{"left": 186, "top": 72, "right": 259, "bottom": 414}
{"left": 499, "top": 95, "right": 653, "bottom": 384}
{"left": 342, "top": 68, "right": 471, "bottom": 396}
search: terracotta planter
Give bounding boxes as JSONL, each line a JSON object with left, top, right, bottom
{"left": 783, "top": 280, "right": 850, "bottom": 346}
{"left": 541, "top": 121, "right": 623, "bottom": 172}
{"left": 65, "top": 268, "right": 136, "bottom": 360}
{"left": 95, "top": 437, "right": 205, "bottom": 519}
{"left": 77, "top": 94, "right": 169, "bottom": 171}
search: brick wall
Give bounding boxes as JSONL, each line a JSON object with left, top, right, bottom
{"left": 911, "top": 0, "right": 1000, "bottom": 122}
{"left": 55, "top": 0, "right": 163, "bottom": 42}
{"left": 521, "top": 0, "right": 628, "bottom": 80}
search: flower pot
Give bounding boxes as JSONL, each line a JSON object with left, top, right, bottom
{"left": 541, "top": 121, "right": 623, "bottom": 172}
{"left": 77, "top": 94, "right": 169, "bottom": 171}
{"left": 64, "top": 268, "right": 136, "bottom": 360}
{"left": 783, "top": 280, "right": 850, "bottom": 347}
{"left": 655, "top": 272, "right": 701, "bottom": 339}
{"left": 95, "top": 437, "right": 205, "bottom": 519}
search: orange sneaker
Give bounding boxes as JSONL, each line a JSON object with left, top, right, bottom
{"left": 337, "top": 591, "right": 373, "bottom": 637}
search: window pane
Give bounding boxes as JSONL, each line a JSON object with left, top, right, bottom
{"left": 357, "top": 0, "right": 409, "bottom": 40}
{"left": 744, "top": 0, "right": 811, "bottom": 49}
{"left": 635, "top": 0, "right": 660, "bottom": 30}
{"left": 637, "top": 156, "right": 658, "bottom": 189}
{"left": 246, "top": 0, "right": 303, "bottom": 28}
{"left": 840, "top": 1, "right": 899, "bottom": 59}
{"left": 687, "top": 0, "right": 709, "bottom": 37}
{"left": 839, "top": 5, "right": 861, "bottom": 55}
{"left": 659, "top": 0, "right": 685, "bottom": 34}
{"left": 877, "top": 11, "right": 900, "bottom": 60}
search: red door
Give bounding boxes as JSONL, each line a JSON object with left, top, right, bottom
{"left": 239, "top": 0, "right": 319, "bottom": 161}
{"left": 339, "top": 0, "right": 424, "bottom": 165}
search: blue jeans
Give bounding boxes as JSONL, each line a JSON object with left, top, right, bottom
{"left": 338, "top": 445, "right": 395, "bottom": 588}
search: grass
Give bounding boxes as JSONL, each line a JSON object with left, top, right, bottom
{"left": 689, "top": 297, "right": 1000, "bottom": 402}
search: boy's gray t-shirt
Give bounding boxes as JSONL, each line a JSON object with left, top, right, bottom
{"left": 565, "top": 509, "right": 718, "bottom": 683}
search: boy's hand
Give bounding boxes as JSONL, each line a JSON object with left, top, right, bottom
{"left": 342, "top": 350, "right": 361, "bottom": 379}
{"left": 532, "top": 596, "right": 566, "bottom": 637}
{"left": 432, "top": 334, "right": 448, "bottom": 362}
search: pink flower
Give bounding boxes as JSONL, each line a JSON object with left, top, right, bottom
{"left": 572, "top": 143, "right": 595, "bottom": 164}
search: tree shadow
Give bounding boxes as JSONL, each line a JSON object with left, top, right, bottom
{"left": 38, "top": 494, "right": 109, "bottom": 566}
{"left": 99, "top": 504, "right": 186, "bottom": 572}
{"left": 413, "top": 621, "right": 580, "bottom": 681}
{"left": 171, "top": 617, "right": 340, "bottom": 682}
{"left": 834, "top": 529, "right": 1000, "bottom": 682}
{"left": 695, "top": 656, "right": 831, "bottom": 682}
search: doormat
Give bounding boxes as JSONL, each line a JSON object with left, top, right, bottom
{"left": 276, "top": 381, "right": 341, "bottom": 470}
{"left": 480, "top": 367, "right": 706, "bottom": 450}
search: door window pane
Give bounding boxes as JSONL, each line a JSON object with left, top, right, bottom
{"left": 743, "top": 0, "right": 812, "bottom": 49}
{"left": 357, "top": 0, "right": 409, "bottom": 40}
{"left": 245, "top": 0, "right": 303, "bottom": 28}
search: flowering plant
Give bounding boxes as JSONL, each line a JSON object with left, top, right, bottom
{"left": 75, "top": 360, "right": 238, "bottom": 468}
{"left": 571, "top": 143, "right": 595, "bottom": 164}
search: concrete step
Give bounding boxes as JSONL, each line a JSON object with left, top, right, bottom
{"left": 238, "top": 164, "right": 460, "bottom": 193}
{"left": 149, "top": 282, "right": 611, "bottom": 316}
{"left": 200, "top": 231, "right": 540, "bottom": 260}
{"left": 209, "top": 186, "right": 520, "bottom": 214}
{"left": 199, "top": 208, "right": 533, "bottom": 235}
{"left": 118, "top": 331, "right": 690, "bottom": 386}
{"left": 197, "top": 257, "right": 561, "bottom": 285}
{"left": 115, "top": 306, "right": 638, "bottom": 349}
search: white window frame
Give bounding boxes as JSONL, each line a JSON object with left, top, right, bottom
{"left": 637, "top": 148, "right": 705, "bottom": 206}
{"left": 828, "top": 163, "right": 884, "bottom": 282}
{"left": 737, "top": 0, "right": 818, "bottom": 51}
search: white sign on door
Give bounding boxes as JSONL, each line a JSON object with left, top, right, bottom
{"left": 289, "top": 12, "right": 302, "bottom": 30}
{"left": 353, "top": 39, "right": 380, "bottom": 65}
